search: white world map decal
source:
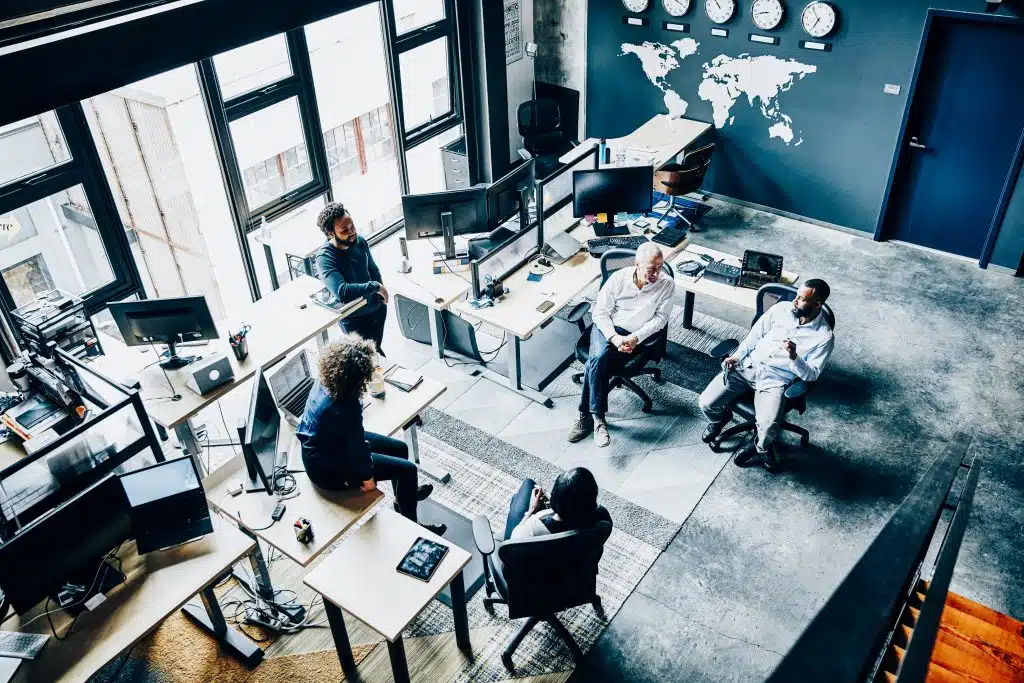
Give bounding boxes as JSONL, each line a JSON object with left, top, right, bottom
{"left": 620, "top": 39, "right": 817, "bottom": 146}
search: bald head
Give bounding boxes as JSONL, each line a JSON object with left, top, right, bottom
{"left": 635, "top": 242, "right": 664, "bottom": 286}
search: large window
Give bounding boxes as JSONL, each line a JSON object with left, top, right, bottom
{"left": 0, "top": 107, "right": 139, "bottom": 331}
{"left": 231, "top": 98, "right": 313, "bottom": 210}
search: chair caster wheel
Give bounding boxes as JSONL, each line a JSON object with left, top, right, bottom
{"left": 709, "top": 441, "right": 723, "bottom": 453}
{"left": 641, "top": 403, "right": 653, "bottom": 414}
{"left": 501, "top": 654, "right": 514, "bottom": 673}
{"left": 572, "top": 375, "right": 582, "bottom": 385}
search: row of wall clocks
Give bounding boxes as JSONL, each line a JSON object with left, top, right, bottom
{"left": 621, "top": 0, "right": 838, "bottom": 38}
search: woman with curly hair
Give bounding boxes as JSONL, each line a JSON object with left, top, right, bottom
{"left": 296, "top": 336, "right": 445, "bottom": 535}
{"left": 315, "top": 202, "right": 388, "bottom": 354}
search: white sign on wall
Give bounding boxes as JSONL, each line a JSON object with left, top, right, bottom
{"left": 505, "top": 0, "right": 523, "bottom": 64}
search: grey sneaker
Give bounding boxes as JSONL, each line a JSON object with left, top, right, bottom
{"left": 567, "top": 413, "right": 594, "bottom": 443}
{"left": 594, "top": 420, "right": 610, "bottom": 448}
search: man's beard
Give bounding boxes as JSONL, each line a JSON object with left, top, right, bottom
{"left": 791, "top": 305, "right": 812, "bottom": 319}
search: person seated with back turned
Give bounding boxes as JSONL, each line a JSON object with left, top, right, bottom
{"left": 699, "top": 279, "right": 834, "bottom": 471}
{"left": 315, "top": 202, "right": 389, "bottom": 355}
{"left": 568, "top": 242, "right": 675, "bottom": 448}
{"left": 504, "top": 467, "right": 608, "bottom": 540}
{"left": 297, "top": 336, "right": 445, "bottom": 535}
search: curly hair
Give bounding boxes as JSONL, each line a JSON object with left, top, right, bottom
{"left": 317, "top": 336, "right": 376, "bottom": 401}
{"left": 316, "top": 202, "right": 349, "bottom": 237}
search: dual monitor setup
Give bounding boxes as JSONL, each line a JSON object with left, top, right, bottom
{"left": 402, "top": 144, "right": 656, "bottom": 301}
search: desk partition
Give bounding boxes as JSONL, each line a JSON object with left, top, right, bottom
{"left": 537, "top": 143, "right": 599, "bottom": 240}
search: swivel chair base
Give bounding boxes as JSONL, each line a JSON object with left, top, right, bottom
{"left": 708, "top": 417, "right": 810, "bottom": 453}
{"left": 656, "top": 195, "right": 699, "bottom": 231}
{"left": 571, "top": 366, "right": 664, "bottom": 414}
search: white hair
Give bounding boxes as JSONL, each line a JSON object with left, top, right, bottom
{"left": 635, "top": 241, "right": 662, "bottom": 265}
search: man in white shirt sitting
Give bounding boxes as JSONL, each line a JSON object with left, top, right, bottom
{"left": 699, "top": 279, "right": 834, "bottom": 470}
{"left": 568, "top": 242, "right": 676, "bottom": 447}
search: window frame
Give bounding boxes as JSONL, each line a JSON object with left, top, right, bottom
{"left": 0, "top": 104, "right": 143, "bottom": 320}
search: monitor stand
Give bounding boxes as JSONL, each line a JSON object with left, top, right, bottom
{"left": 593, "top": 221, "right": 630, "bottom": 237}
{"left": 433, "top": 211, "right": 467, "bottom": 261}
{"left": 160, "top": 341, "right": 198, "bottom": 370}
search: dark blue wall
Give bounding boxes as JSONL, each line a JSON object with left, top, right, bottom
{"left": 586, "top": 0, "right": 1023, "bottom": 270}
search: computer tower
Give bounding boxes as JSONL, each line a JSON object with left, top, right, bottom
{"left": 119, "top": 457, "right": 213, "bottom": 554}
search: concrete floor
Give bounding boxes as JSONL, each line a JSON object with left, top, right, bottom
{"left": 563, "top": 201, "right": 1024, "bottom": 681}
{"left": 366, "top": 203, "right": 1024, "bottom": 682}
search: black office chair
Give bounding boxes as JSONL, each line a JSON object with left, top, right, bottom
{"left": 706, "top": 283, "right": 836, "bottom": 452}
{"left": 517, "top": 99, "right": 576, "bottom": 179}
{"left": 571, "top": 249, "right": 673, "bottom": 413}
{"left": 472, "top": 508, "right": 613, "bottom": 673}
{"left": 653, "top": 142, "right": 715, "bottom": 230}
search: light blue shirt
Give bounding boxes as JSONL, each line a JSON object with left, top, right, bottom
{"left": 733, "top": 301, "right": 834, "bottom": 390}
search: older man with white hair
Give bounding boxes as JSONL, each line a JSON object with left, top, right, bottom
{"left": 568, "top": 241, "right": 675, "bottom": 447}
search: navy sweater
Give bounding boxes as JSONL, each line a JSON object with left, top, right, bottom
{"left": 316, "top": 237, "right": 383, "bottom": 319}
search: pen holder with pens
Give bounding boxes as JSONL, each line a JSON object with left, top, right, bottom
{"left": 229, "top": 324, "right": 250, "bottom": 362}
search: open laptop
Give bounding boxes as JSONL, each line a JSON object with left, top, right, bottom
{"left": 267, "top": 350, "right": 316, "bottom": 427}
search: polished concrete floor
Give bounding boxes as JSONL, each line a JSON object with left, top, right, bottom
{"left": 562, "top": 202, "right": 1024, "bottom": 681}
{"left": 379, "top": 200, "right": 1023, "bottom": 682}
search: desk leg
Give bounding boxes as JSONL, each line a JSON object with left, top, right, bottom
{"left": 682, "top": 291, "right": 695, "bottom": 329}
{"left": 174, "top": 421, "right": 204, "bottom": 475}
{"left": 388, "top": 637, "right": 412, "bottom": 683}
{"left": 451, "top": 571, "right": 471, "bottom": 652}
{"left": 428, "top": 308, "right": 445, "bottom": 360}
{"left": 508, "top": 336, "right": 523, "bottom": 390}
{"left": 474, "top": 336, "right": 553, "bottom": 407}
{"left": 404, "top": 418, "right": 451, "bottom": 484}
{"left": 181, "top": 586, "right": 264, "bottom": 667}
{"left": 264, "top": 243, "right": 280, "bottom": 292}
{"left": 323, "top": 601, "right": 359, "bottom": 678}
{"left": 231, "top": 528, "right": 307, "bottom": 624}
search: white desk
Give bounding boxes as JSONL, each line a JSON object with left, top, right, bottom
{"left": 304, "top": 510, "right": 472, "bottom": 683}
{"left": 6, "top": 522, "right": 261, "bottom": 682}
{"left": 561, "top": 115, "right": 713, "bottom": 169}
{"left": 451, "top": 208, "right": 689, "bottom": 405}
{"left": 674, "top": 244, "right": 801, "bottom": 328}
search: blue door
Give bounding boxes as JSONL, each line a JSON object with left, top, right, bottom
{"left": 891, "top": 18, "right": 1024, "bottom": 259}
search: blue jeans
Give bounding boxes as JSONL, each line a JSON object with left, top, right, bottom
{"left": 504, "top": 479, "right": 537, "bottom": 539}
{"left": 579, "top": 326, "right": 633, "bottom": 418}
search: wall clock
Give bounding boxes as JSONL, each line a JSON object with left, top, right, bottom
{"left": 704, "top": 0, "right": 736, "bottom": 24}
{"left": 801, "top": 1, "right": 836, "bottom": 38}
{"left": 751, "top": 0, "right": 784, "bottom": 30}
{"left": 623, "top": 0, "right": 651, "bottom": 13}
{"left": 663, "top": 0, "right": 692, "bottom": 16}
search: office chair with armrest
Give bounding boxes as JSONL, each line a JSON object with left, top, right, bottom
{"left": 653, "top": 142, "right": 715, "bottom": 230}
{"left": 571, "top": 249, "right": 673, "bottom": 413}
{"left": 472, "top": 508, "right": 613, "bottom": 673}
{"left": 517, "top": 99, "right": 576, "bottom": 179}
{"left": 706, "top": 283, "right": 835, "bottom": 452}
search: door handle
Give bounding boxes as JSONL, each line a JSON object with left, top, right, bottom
{"left": 909, "top": 137, "right": 928, "bottom": 150}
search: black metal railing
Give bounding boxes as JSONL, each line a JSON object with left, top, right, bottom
{"left": 766, "top": 431, "right": 977, "bottom": 683}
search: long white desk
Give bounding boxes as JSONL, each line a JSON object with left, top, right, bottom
{"left": 561, "top": 115, "right": 713, "bottom": 169}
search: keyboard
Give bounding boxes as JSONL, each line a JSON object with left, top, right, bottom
{"left": 3, "top": 480, "right": 59, "bottom": 515}
{"left": 586, "top": 235, "right": 650, "bottom": 257}
{"left": 0, "top": 632, "right": 49, "bottom": 660}
{"left": 651, "top": 225, "right": 688, "bottom": 248}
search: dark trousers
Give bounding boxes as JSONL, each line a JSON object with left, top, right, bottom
{"left": 341, "top": 305, "right": 387, "bottom": 356}
{"left": 366, "top": 432, "right": 419, "bottom": 522}
{"left": 579, "top": 326, "right": 634, "bottom": 418}
{"left": 503, "top": 479, "right": 536, "bottom": 540}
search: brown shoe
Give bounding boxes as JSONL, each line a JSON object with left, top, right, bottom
{"left": 568, "top": 413, "right": 594, "bottom": 443}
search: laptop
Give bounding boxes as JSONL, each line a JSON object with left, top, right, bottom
{"left": 267, "top": 350, "right": 316, "bottom": 427}
{"left": 541, "top": 230, "right": 583, "bottom": 265}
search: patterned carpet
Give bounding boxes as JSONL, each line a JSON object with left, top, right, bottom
{"left": 97, "top": 309, "right": 745, "bottom": 683}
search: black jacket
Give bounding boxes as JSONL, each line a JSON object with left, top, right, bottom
{"left": 296, "top": 381, "right": 372, "bottom": 487}
{"left": 316, "top": 236, "right": 383, "bottom": 319}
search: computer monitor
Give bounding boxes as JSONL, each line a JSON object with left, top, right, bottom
{"left": 240, "top": 368, "right": 282, "bottom": 495}
{"left": 487, "top": 159, "right": 536, "bottom": 234}
{"left": 572, "top": 165, "right": 654, "bottom": 220}
{"left": 402, "top": 186, "right": 488, "bottom": 259}
{"left": 108, "top": 297, "right": 219, "bottom": 370}
{"left": 120, "top": 457, "right": 212, "bottom": 554}
{"left": 0, "top": 474, "right": 132, "bottom": 615}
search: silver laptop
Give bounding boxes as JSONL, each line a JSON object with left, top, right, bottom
{"left": 267, "top": 351, "right": 315, "bottom": 426}
{"left": 542, "top": 230, "right": 583, "bottom": 265}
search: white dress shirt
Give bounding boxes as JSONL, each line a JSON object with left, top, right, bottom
{"left": 734, "top": 301, "right": 835, "bottom": 390}
{"left": 593, "top": 267, "right": 676, "bottom": 344}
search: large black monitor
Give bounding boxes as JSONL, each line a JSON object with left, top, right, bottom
{"left": 402, "top": 186, "right": 487, "bottom": 259}
{"left": 108, "top": 297, "right": 219, "bottom": 370}
{"left": 572, "top": 165, "right": 654, "bottom": 218}
{"left": 120, "top": 457, "right": 212, "bottom": 554}
{"left": 487, "top": 159, "right": 536, "bottom": 234}
{"left": 240, "top": 368, "right": 282, "bottom": 495}
{"left": 0, "top": 474, "right": 132, "bottom": 615}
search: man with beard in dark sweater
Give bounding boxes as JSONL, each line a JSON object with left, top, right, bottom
{"left": 315, "top": 202, "right": 388, "bottom": 354}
